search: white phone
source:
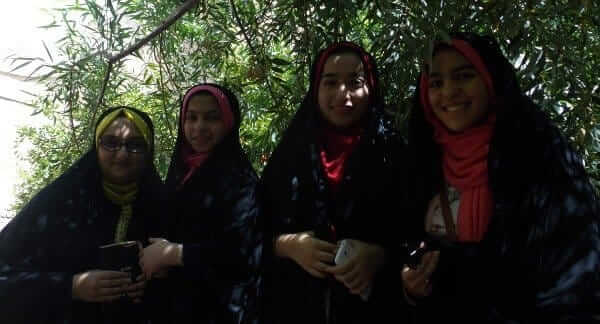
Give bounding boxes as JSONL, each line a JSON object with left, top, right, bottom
{"left": 334, "top": 239, "right": 372, "bottom": 301}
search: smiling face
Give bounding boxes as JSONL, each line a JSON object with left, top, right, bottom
{"left": 317, "top": 52, "right": 370, "bottom": 129}
{"left": 183, "top": 93, "right": 229, "bottom": 153}
{"left": 97, "top": 117, "right": 147, "bottom": 185}
{"left": 427, "top": 48, "right": 490, "bottom": 132}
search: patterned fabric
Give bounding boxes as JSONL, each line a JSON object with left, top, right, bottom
{"left": 95, "top": 107, "right": 152, "bottom": 150}
{"left": 102, "top": 181, "right": 138, "bottom": 242}
{"left": 163, "top": 83, "right": 262, "bottom": 324}
{"left": 406, "top": 32, "right": 600, "bottom": 323}
{"left": 0, "top": 107, "right": 165, "bottom": 324}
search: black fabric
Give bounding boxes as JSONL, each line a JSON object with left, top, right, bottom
{"left": 406, "top": 32, "right": 600, "bottom": 323}
{"left": 162, "top": 84, "right": 262, "bottom": 324}
{"left": 260, "top": 43, "right": 408, "bottom": 324}
{"left": 0, "top": 107, "right": 166, "bottom": 323}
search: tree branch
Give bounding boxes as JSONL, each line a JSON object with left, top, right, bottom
{"left": 156, "top": 36, "right": 175, "bottom": 138}
{"left": 88, "top": 61, "right": 113, "bottom": 136}
{"left": 229, "top": 0, "right": 281, "bottom": 108}
{"left": 108, "top": 0, "right": 200, "bottom": 63}
{"left": 0, "top": 70, "right": 40, "bottom": 82}
{"left": 0, "top": 95, "right": 36, "bottom": 108}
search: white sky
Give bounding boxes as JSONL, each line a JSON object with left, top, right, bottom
{"left": 0, "top": 0, "right": 68, "bottom": 226}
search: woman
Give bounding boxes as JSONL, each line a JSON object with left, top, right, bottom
{"left": 402, "top": 32, "right": 600, "bottom": 322}
{"left": 0, "top": 106, "right": 165, "bottom": 323}
{"left": 261, "top": 41, "right": 407, "bottom": 324}
{"left": 139, "top": 83, "right": 262, "bottom": 324}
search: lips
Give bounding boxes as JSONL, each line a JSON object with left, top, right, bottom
{"left": 333, "top": 105, "right": 353, "bottom": 113}
{"left": 190, "top": 136, "right": 210, "bottom": 145}
{"left": 443, "top": 102, "right": 470, "bottom": 112}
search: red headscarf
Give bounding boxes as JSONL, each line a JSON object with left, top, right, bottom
{"left": 420, "top": 39, "right": 496, "bottom": 242}
{"left": 313, "top": 42, "right": 376, "bottom": 193}
{"left": 179, "top": 84, "right": 234, "bottom": 186}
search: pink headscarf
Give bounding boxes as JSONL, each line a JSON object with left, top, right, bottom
{"left": 419, "top": 39, "right": 496, "bottom": 242}
{"left": 179, "top": 84, "right": 234, "bottom": 186}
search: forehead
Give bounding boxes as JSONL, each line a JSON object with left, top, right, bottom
{"left": 322, "top": 52, "right": 365, "bottom": 75}
{"left": 430, "top": 48, "right": 471, "bottom": 74}
{"left": 102, "top": 117, "right": 141, "bottom": 137}
{"left": 187, "top": 93, "right": 220, "bottom": 113}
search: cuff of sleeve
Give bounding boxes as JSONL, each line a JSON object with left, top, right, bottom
{"left": 181, "top": 241, "right": 215, "bottom": 269}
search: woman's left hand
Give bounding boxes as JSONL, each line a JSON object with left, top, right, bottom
{"left": 139, "top": 238, "right": 181, "bottom": 279}
{"left": 126, "top": 273, "right": 147, "bottom": 303}
{"left": 327, "top": 239, "right": 386, "bottom": 295}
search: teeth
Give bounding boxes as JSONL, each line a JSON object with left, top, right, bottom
{"left": 446, "top": 105, "right": 464, "bottom": 112}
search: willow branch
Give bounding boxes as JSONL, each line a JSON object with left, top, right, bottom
{"left": 229, "top": 0, "right": 280, "bottom": 108}
{"left": 0, "top": 95, "right": 36, "bottom": 108}
{"left": 88, "top": 61, "right": 113, "bottom": 136}
{"left": 108, "top": 0, "right": 200, "bottom": 63}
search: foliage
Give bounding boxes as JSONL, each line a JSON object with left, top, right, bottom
{"left": 9, "top": 0, "right": 600, "bottom": 210}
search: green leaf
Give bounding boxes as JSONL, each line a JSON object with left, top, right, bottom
{"left": 42, "top": 41, "right": 54, "bottom": 63}
{"left": 10, "top": 61, "right": 33, "bottom": 73}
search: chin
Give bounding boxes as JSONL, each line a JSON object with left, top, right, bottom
{"left": 108, "top": 174, "right": 137, "bottom": 185}
{"left": 328, "top": 118, "right": 357, "bottom": 129}
{"left": 191, "top": 145, "right": 213, "bottom": 153}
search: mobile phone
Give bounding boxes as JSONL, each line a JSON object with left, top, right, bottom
{"left": 334, "top": 239, "right": 372, "bottom": 301}
{"left": 406, "top": 239, "right": 441, "bottom": 270}
{"left": 334, "top": 239, "right": 354, "bottom": 265}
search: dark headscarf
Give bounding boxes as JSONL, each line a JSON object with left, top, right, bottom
{"left": 407, "top": 32, "right": 600, "bottom": 322}
{"left": 177, "top": 84, "right": 235, "bottom": 185}
{"left": 165, "top": 83, "right": 246, "bottom": 190}
{"left": 263, "top": 40, "right": 403, "bottom": 242}
{"left": 408, "top": 32, "right": 530, "bottom": 221}
{"left": 261, "top": 42, "right": 406, "bottom": 324}
{"left": 418, "top": 38, "right": 498, "bottom": 242}
{"left": 0, "top": 106, "right": 163, "bottom": 323}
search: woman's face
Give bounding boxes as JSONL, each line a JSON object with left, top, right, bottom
{"left": 183, "top": 94, "right": 229, "bottom": 153}
{"left": 427, "top": 48, "right": 490, "bottom": 132}
{"left": 317, "top": 52, "right": 370, "bottom": 129}
{"left": 97, "top": 117, "right": 147, "bottom": 185}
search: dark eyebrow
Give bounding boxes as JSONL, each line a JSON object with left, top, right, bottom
{"left": 204, "top": 108, "right": 221, "bottom": 114}
{"left": 322, "top": 72, "right": 365, "bottom": 78}
{"left": 429, "top": 64, "right": 476, "bottom": 78}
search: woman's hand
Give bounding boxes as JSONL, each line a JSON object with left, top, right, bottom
{"left": 72, "top": 270, "right": 131, "bottom": 302}
{"left": 126, "top": 273, "right": 147, "bottom": 303}
{"left": 327, "top": 239, "right": 386, "bottom": 295}
{"left": 401, "top": 249, "right": 440, "bottom": 300}
{"left": 139, "top": 238, "right": 182, "bottom": 279}
{"left": 275, "top": 231, "right": 338, "bottom": 278}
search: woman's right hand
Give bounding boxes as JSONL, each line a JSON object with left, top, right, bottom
{"left": 72, "top": 270, "right": 131, "bottom": 303}
{"left": 275, "top": 231, "right": 338, "bottom": 278}
{"left": 401, "top": 250, "right": 440, "bottom": 300}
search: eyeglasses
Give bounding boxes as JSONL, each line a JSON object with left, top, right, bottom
{"left": 99, "top": 135, "right": 147, "bottom": 153}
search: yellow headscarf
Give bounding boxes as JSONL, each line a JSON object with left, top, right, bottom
{"left": 95, "top": 108, "right": 152, "bottom": 151}
{"left": 96, "top": 107, "right": 152, "bottom": 242}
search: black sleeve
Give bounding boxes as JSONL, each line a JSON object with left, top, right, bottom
{"left": 525, "top": 127, "right": 600, "bottom": 322}
{"left": 0, "top": 186, "right": 75, "bottom": 323}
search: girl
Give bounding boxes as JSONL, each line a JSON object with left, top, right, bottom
{"left": 261, "top": 42, "right": 407, "bottom": 324}
{"left": 140, "top": 83, "right": 262, "bottom": 324}
{"left": 402, "top": 32, "right": 600, "bottom": 322}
